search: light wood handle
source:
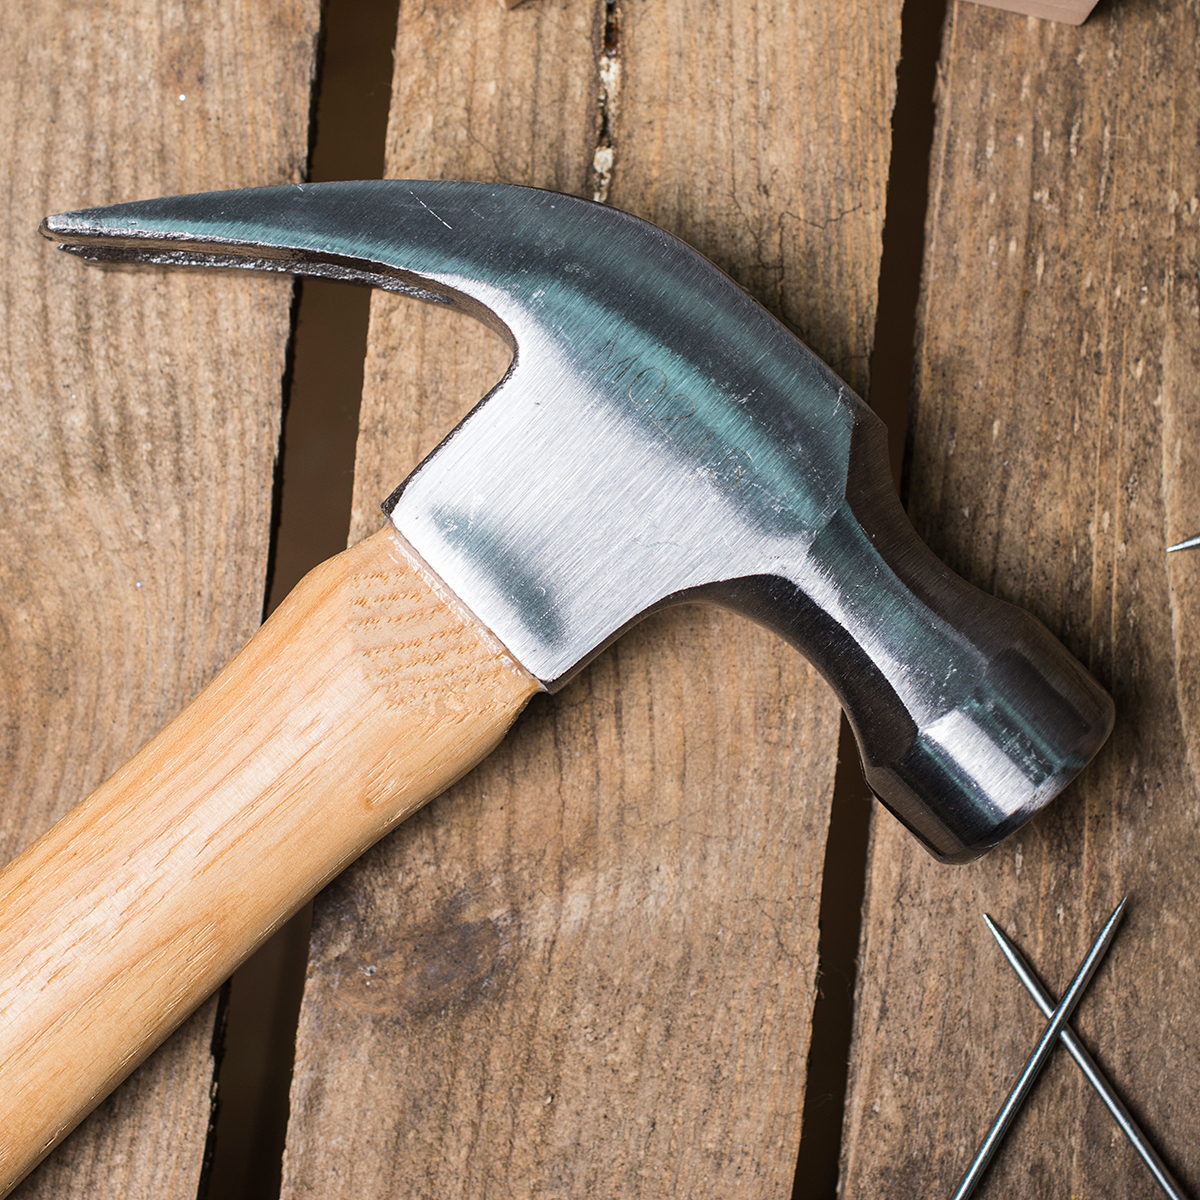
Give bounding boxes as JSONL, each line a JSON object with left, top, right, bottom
{"left": 0, "top": 525, "right": 539, "bottom": 1193}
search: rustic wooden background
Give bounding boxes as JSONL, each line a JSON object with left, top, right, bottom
{"left": 1, "top": 3, "right": 319, "bottom": 1197}
{"left": 1, "top": 1, "right": 1196, "bottom": 1198}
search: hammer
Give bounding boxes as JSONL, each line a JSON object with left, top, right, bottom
{"left": 0, "top": 181, "right": 1112, "bottom": 1191}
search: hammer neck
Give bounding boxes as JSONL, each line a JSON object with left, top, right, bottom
{"left": 710, "top": 419, "right": 1113, "bottom": 862}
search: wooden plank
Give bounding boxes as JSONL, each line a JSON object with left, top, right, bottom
{"left": 842, "top": 3, "right": 1200, "bottom": 1196}
{"left": 282, "top": 0, "right": 901, "bottom": 1195}
{"left": 0, "top": 3, "right": 319, "bottom": 1195}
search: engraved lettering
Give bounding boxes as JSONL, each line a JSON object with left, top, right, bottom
{"left": 627, "top": 366, "right": 669, "bottom": 407}
{"left": 646, "top": 391, "right": 696, "bottom": 437}
{"left": 592, "top": 337, "right": 640, "bottom": 383}
{"left": 710, "top": 448, "right": 752, "bottom": 490}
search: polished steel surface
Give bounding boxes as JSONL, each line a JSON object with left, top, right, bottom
{"left": 43, "top": 180, "right": 1115, "bottom": 861}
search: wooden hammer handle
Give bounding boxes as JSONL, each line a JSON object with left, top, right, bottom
{"left": 0, "top": 525, "right": 539, "bottom": 1193}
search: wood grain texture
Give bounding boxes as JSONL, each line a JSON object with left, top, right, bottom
{"left": 0, "top": 526, "right": 536, "bottom": 1197}
{"left": 282, "top": 0, "right": 902, "bottom": 1196}
{"left": 842, "top": 3, "right": 1200, "bottom": 1196}
{"left": 0, "top": 2, "right": 319, "bottom": 1196}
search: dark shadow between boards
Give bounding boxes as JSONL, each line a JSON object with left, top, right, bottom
{"left": 200, "top": 2, "right": 400, "bottom": 1197}
{"left": 792, "top": 0, "right": 947, "bottom": 1196}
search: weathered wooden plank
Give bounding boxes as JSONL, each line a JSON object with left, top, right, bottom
{"left": 0, "top": 3, "right": 319, "bottom": 1195}
{"left": 283, "top": 0, "right": 901, "bottom": 1195}
{"left": 842, "top": 3, "right": 1200, "bottom": 1196}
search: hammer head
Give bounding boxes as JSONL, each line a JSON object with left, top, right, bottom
{"left": 42, "top": 181, "right": 1114, "bottom": 862}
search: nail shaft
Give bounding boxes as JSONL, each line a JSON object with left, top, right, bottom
{"left": 1167, "top": 534, "right": 1200, "bottom": 553}
{"left": 951, "top": 897, "right": 1127, "bottom": 1200}
{"left": 983, "top": 914, "right": 1189, "bottom": 1200}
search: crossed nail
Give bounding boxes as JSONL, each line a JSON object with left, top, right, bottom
{"left": 953, "top": 898, "right": 1190, "bottom": 1200}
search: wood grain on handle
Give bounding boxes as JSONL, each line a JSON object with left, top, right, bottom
{"left": 0, "top": 524, "right": 539, "bottom": 1194}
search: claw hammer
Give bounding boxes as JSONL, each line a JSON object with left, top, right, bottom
{"left": 0, "top": 180, "right": 1114, "bottom": 1191}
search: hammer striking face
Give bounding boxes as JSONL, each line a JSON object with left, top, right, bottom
{"left": 0, "top": 181, "right": 1112, "bottom": 1191}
